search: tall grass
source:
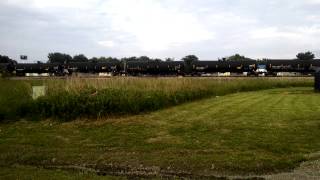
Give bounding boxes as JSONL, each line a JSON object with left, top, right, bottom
{"left": 0, "top": 77, "right": 313, "bottom": 121}
{"left": 0, "top": 79, "right": 32, "bottom": 121}
{"left": 28, "top": 77, "right": 313, "bottom": 121}
{"left": 46, "top": 77, "right": 312, "bottom": 94}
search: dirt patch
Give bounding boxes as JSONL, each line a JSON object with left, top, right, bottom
{"left": 38, "top": 153, "right": 320, "bottom": 180}
{"left": 43, "top": 163, "right": 263, "bottom": 180}
{"left": 264, "top": 159, "right": 320, "bottom": 180}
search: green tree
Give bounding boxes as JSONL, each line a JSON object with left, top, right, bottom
{"left": 0, "top": 55, "right": 16, "bottom": 74}
{"left": 0, "top": 55, "right": 12, "bottom": 63}
{"left": 48, "top": 52, "right": 72, "bottom": 63}
{"left": 121, "top": 56, "right": 155, "bottom": 62}
{"left": 96, "top": 57, "right": 119, "bottom": 63}
{"left": 226, "top": 54, "right": 253, "bottom": 61}
{"left": 154, "top": 58, "right": 162, "bottom": 62}
{"left": 182, "top": 55, "right": 199, "bottom": 74}
{"left": 165, "top": 58, "right": 174, "bottom": 62}
{"left": 227, "top": 54, "right": 246, "bottom": 61}
{"left": 138, "top": 56, "right": 151, "bottom": 62}
{"left": 296, "top": 51, "right": 315, "bottom": 60}
{"left": 72, "top": 54, "right": 88, "bottom": 62}
{"left": 182, "top": 55, "right": 199, "bottom": 65}
{"left": 89, "top": 57, "right": 99, "bottom": 63}
{"left": 122, "top": 57, "right": 137, "bottom": 62}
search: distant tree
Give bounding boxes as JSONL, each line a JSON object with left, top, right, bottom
{"left": 97, "top": 57, "right": 108, "bottom": 62}
{"left": 227, "top": 54, "right": 245, "bottom": 61}
{"left": 72, "top": 54, "right": 88, "bottom": 62}
{"left": 48, "top": 52, "right": 72, "bottom": 64}
{"left": 121, "top": 56, "right": 153, "bottom": 62}
{"left": 138, "top": 56, "right": 151, "bottom": 62}
{"left": 90, "top": 57, "right": 99, "bottom": 63}
{"left": 0, "top": 55, "right": 13, "bottom": 63}
{"left": 121, "top": 56, "right": 163, "bottom": 62}
{"left": 182, "top": 55, "right": 199, "bottom": 65}
{"left": 226, "top": 54, "right": 254, "bottom": 61}
{"left": 296, "top": 51, "right": 315, "bottom": 60}
{"left": 0, "top": 55, "right": 16, "bottom": 74}
{"left": 122, "top": 57, "right": 138, "bottom": 62}
{"left": 96, "top": 57, "right": 119, "bottom": 63}
{"left": 109, "top": 57, "right": 120, "bottom": 63}
{"left": 165, "top": 58, "right": 175, "bottom": 62}
{"left": 182, "top": 55, "right": 199, "bottom": 74}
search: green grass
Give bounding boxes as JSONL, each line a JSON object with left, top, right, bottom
{"left": 1, "top": 87, "right": 320, "bottom": 178}
{"left": 0, "top": 77, "right": 313, "bottom": 121}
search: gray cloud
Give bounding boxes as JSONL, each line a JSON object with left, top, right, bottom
{"left": 0, "top": 0, "right": 319, "bottom": 62}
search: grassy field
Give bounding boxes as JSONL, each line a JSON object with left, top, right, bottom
{"left": 1, "top": 87, "right": 320, "bottom": 179}
{"left": 0, "top": 77, "right": 313, "bottom": 121}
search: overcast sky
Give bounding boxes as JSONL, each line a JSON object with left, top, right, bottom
{"left": 1, "top": 0, "right": 320, "bottom": 62}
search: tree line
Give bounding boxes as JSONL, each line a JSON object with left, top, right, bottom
{"left": 46, "top": 51, "right": 318, "bottom": 64}
{"left": 47, "top": 53, "right": 176, "bottom": 64}
{"left": 0, "top": 55, "right": 16, "bottom": 64}
{"left": 0, "top": 51, "right": 317, "bottom": 65}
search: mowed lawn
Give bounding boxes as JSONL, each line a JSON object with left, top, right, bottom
{"left": 1, "top": 87, "right": 320, "bottom": 178}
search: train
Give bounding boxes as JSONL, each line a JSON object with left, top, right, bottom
{"left": 1, "top": 59, "right": 320, "bottom": 77}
